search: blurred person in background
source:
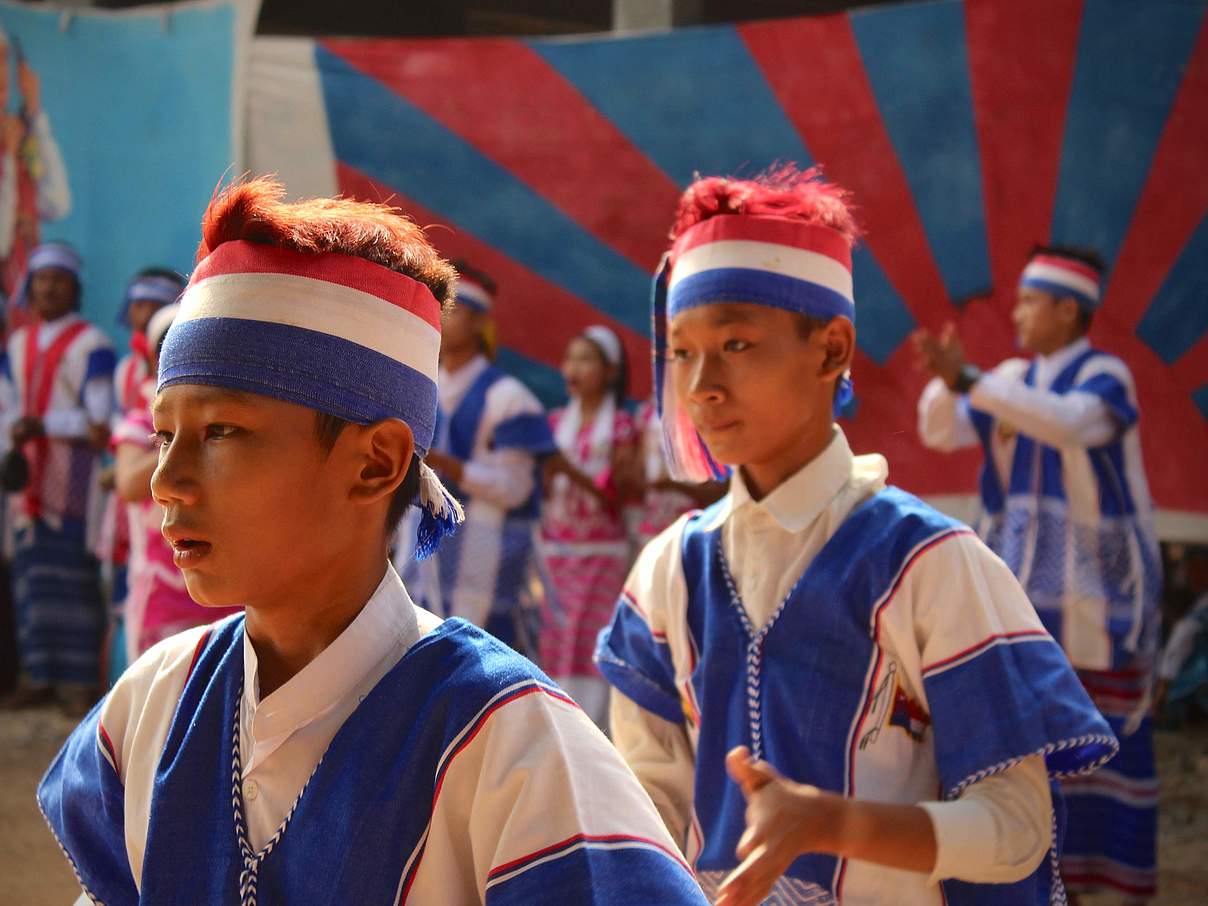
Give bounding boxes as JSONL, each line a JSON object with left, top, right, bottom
{"left": 916, "top": 245, "right": 1161, "bottom": 903}
{"left": 0, "top": 26, "right": 71, "bottom": 306}
{"left": 0, "top": 242, "right": 113, "bottom": 716}
{"left": 539, "top": 325, "right": 638, "bottom": 726}
{"left": 96, "top": 267, "right": 187, "bottom": 681}
{"left": 1156, "top": 546, "right": 1208, "bottom": 725}
{"left": 397, "top": 262, "right": 554, "bottom": 653}
{"left": 630, "top": 398, "right": 725, "bottom": 548}
{"left": 112, "top": 302, "right": 239, "bottom": 659}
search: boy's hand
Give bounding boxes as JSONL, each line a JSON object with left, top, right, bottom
{"left": 715, "top": 747, "right": 840, "bottom": 906}
{"left": 912, "top": 323, "right": 967, "bottom": 389}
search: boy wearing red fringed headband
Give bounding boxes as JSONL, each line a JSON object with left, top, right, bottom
{"left": 595, "top": 167, "right": 1116, "bottom": 905}
{"left": 38, "top": 179, "right": 707, "bottom": 906}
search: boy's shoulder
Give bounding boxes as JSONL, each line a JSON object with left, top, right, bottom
{"left": 99, "top": 617, "right": 241, "bottom": 777}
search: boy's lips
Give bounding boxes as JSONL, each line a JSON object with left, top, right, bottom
{"left": 162, "top": 524, "right": 213, "bottom": 568}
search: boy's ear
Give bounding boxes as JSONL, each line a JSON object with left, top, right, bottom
{"left": 819, "top": 317, "right": 856, "bottom": 379}
{"left": 348, "top": 418, "right": 414, "bottom": 507}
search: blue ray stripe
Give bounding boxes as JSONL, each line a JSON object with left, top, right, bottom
{"left": 1050, "top": 0, "right": 1207, "bottom": 269}
{"left": 530, "top": 25, "right": 808, "bottom": 185}
{"left": 314, "top": 45, "right": 650, "bottom": 336}
{"left": 849, "top": 1, "right": 992, "bottom": 303}
{"left": 1135, "top": 210, "right": 1208, "bottom": 365}
{"left": 495, "top": 347, "right": 566, "bottom": 409}
{"left": 1193, "top": 384, "right": 1208, "bottom": 423}
{"left": 531, "top": 26, "right": 914, "bottom": 364}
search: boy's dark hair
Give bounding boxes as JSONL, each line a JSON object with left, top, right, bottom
{"left": 451, "top": 259, "right": 497, "bottom": 297}
{"left": 1029, "top": 243, "right": 1105, "bottom": 331}
{"left": 199, "top": 177, "right": 457, "bottom": 534}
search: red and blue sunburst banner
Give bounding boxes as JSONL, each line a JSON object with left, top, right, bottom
{"left": 247, "top": 0, "right": 1208, "bottom": 539}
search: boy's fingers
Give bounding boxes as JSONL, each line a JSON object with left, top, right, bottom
{"left": 726, "top": 746, "right": 781, "bottom": 796}
{"left": 735, "top": 824, "right": 762, "bottom": 860}
{"left": 717, "top": 846, "right": 776, "bottom": 906}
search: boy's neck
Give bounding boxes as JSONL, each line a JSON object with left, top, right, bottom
{"left": 243, "top": 544, "right": 390, "bottom": 699}
{"left": 741, "top": 420, "right": 836, "bottom": 502}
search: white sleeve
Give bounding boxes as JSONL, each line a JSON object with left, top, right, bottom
{"left": 968, "top": 373, "right": 1118, "bottom": 449}
{"left": 406, "top": 686, "right": 696, "bottom": 903}
{"left": 42, "top": 407, "right": 89, "bottom": 439}
{"left": 921, "top": 754, "right": 1053, "bottom": 884}
{"left": 458, "top": 379, "right": 543, "bottom": 510}
{"left": 916, "top": 377, "right": 979, "bottom": 452}
{"left": 460, "top": 448, "right": 535, "bottom": 511}
{"left": 0, "top": 150, "right": 17, "bottom": 259}
{"left": 32, "top": 111, "right": 72, "bottom": 221}
{"left": 0, "top": 362, "right": 18, "bottom": 454}
{"left": 82, "top": 376, "right": 114, "bottom": 426}
{"left": 609, "top": 689, "right": 696, "bottom": 850}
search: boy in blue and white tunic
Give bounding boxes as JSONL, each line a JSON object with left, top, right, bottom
{"left": 398, "top": 263, "right": 553, "bottom": 651}
{"left": 597, "top": 169, "right": 1117, "bottom": 906}
{"left": 916, "top": 245, "right": 1162, "bottom": 901}
{"left": 38, "top": 180, "right": 706, "bottom": 906}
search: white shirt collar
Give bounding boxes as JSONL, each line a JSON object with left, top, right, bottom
{"left": 710, "top": 428, "right": 885, "bottom": 534}
{"left": 242, "top": 563, "right": 420, "bottom": 741}
{"left": 1034, "top": 336, "right": 1091, "bottom": 388}
{"left": 437, "top": 354, "right": 490, "bottom": 414}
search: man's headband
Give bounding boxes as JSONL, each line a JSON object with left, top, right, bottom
{"left": 1020, "top": 254, "right": 1101, "bottom": 311}
{"left": 454, "top": 276, "right": 494, "bottom": 314}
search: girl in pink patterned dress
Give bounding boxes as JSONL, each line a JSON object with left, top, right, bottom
{"left": 539, "top": 326, "right": 639, "bottom": 725}
{"left": 111, "top": 304, "right": 239, "bottom": 659}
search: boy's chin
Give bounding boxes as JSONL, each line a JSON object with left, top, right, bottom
{"left": 182, "top": 575, "right": 243, "bottom": 609}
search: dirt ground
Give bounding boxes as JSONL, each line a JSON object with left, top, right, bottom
{"left": 1, "top": 710, "right": 1205, "bottom": 905}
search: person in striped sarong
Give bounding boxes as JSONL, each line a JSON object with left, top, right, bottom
{"left": 917, "top": 245, "right": 1162, "bottom": 902}
{"left": 0, "top": 243, "right": 114, "bottom": 717}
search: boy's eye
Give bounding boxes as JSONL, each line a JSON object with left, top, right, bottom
{"left": 723, "top": 338, "right": 751, "bottom": 353}
{"left": 151, "top": 431, "right": 172, "bottom": 448}
{"left": 205, "top": 424, "right": 240, "bottom": 440}
{"left": 669, "top": 348, "right": 692, "bottom": 362}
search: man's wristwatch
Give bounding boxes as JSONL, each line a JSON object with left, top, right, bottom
{"left": 952, "top": 364, "right": 982, "bottom": 394}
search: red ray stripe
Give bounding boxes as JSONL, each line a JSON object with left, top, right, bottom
{"left": 337, "top": 163, "right": 652, "bottom": 397}
{"left": 965, "top": 0, "right": 1085, "bottom": 312}
{"left": 321, "top": 38, "right": 679, "bottom": 272}
{"left": 844, "top": 344, "right": 983, "bottom": 497}
{"left": 739, "top": 15, "right": 951, "bottom": 329}
{"left": 1091, "top": 327, "right": 1208, "bottom": 512}
{"left": 1171, "top": 332, "right": 1208, "bottom": 392}
{"left": 1101, "top": 19, "right": 1208, "bottom": 330}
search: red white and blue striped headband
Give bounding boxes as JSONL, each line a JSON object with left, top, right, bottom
{"left": 454, "top": 275, "right": 494, "bottom": 314}
{"left": 158, "top": 241, "right": 463, "bottom": 558}
{"left": 1020, "top": 254, "right": 1101, "bottom": 310}
{"left": 653, "top": 215, "right": 856, "bottom": 483}
{"left": 159, "top": 240, "right": 442, "bottom": 455}
{"left": 26, "top": 242, "right": 82, "bottom": 278}
{"left": 667, "top": 215, "right": 855, "bottom": 323}
{"left": 126, "top": 274, "right": 185, "bottom": 308}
